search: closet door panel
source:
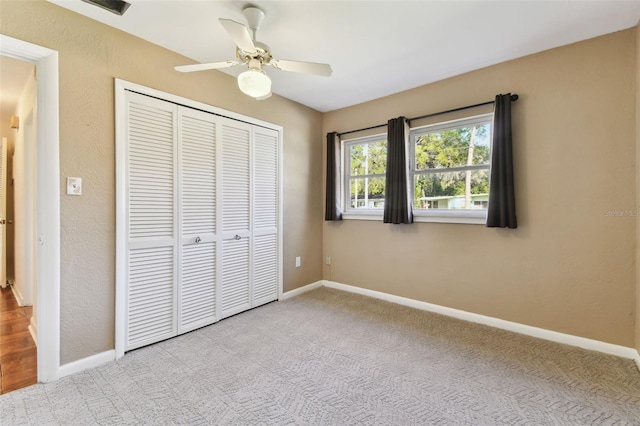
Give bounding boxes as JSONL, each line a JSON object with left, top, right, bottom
{"left": 221, "top": 238, "right": 250, "bottom": 316}
{"left": 253, "top": 128, "right": 278, "bottom": 232}
{"left": 128, "top": 246, "right": 174, "bottom": 348}
{"left": 252, "top": 127, "right": 279, "bottom": 306}
{"left": 128, "top": 98, "right": 175, "bottom": 241}
{"left": 220, "top": 121, "right": 252, "bottom": 318}
{"left": 180, "top": 111, "right": 217, "bottom": 236}
{"left": 221, "top": 123, "right": 251, "bottom": 237}
{"left": 253, "top": 233, "right": 277, "bottom": 306}
{"left": 178, "top": 108, "right": 218, "bottom": 333}
{"left": 180, "top": 242, "right": 216, "bottom": 331}
{"left": 125, "top": 92, "right": 177, "bottom": 351}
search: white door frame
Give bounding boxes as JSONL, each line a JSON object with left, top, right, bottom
{"left": 0, "top": 34, "right": 61, "bottom": 382}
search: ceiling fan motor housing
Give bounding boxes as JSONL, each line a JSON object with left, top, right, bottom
{"left": 236, "top": 42, "right": 272, "bottom": 65}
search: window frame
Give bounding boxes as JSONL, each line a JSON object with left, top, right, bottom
{"left": 339, "top": 113, "right": 494, "bottom": 224}
{"left": 410, "top": 113, "right": 493, "bottom": 224}
{"left": 341, "top": 133, "right": 388, "bottom": 219}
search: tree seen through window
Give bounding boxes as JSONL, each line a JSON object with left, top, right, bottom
{"left": 413, "top": 121, "right": 491, "bottom": 210}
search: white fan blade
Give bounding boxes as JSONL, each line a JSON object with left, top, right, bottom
{"left": 219, "top": 18, "right": 257, "bottom": 54}
{"left": 175, "top": 61, "right": 240, "bottom": 73}
{"left": 270, "top": 59, "right": 332, "bottom": 77}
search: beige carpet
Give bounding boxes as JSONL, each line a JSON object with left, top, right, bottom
{"left": 2, "top": 287, "right": 639, "bottom": 425}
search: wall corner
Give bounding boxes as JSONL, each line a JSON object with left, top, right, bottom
{"left": 635, "top": 22, "right": 640, "bottom": 354}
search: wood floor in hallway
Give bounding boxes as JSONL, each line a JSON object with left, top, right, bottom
{"left": 0, "top": 286, "right": 36, "bottom": 394}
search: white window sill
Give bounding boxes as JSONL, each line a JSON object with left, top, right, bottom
{"left": 341, "top": 210, "right": 487, "bottom": 225}
{"left": 342, "top": 212, "right": 383, "bottom": 221}
{"left": 413, "top": 212, "right": 486, "bottom": 225}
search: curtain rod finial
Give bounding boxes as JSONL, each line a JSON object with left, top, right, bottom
{"left": 510, "top": 94, "right": 519, "bottom": 101}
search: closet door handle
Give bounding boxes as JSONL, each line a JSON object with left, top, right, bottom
{"left": 234, "top": 235, "right": 241, "bottom": 240}
{"left": 195, "top": 236, "right": 201, "bottom": 244}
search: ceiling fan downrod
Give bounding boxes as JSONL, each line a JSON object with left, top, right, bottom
{"left": 242, "top": 6, "right": 265, "bottom": 42}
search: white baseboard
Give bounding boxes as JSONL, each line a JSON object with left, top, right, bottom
{"left": 322, "top": 280, "right": 640, "bottom": 362}
{"left": 10, "top": 282, "right": 24, "bottom": 306}
{"left": 280, "top": 280, "right": 323, "bottom": 300}
{"left": 1, "top": 277, "right": 14, "bottom": 289}
{"left": 59, "top": 350, "right": 116, "bottom": 378}
{"left": 28, "top": 316, "right": 37, "bottom": 346}
{"left": 55, "top": 280, "right": 640, "bottom": 381}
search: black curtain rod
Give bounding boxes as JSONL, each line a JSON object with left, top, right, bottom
{"left": 337, "top": 94, "right": 519, "bottom": 137}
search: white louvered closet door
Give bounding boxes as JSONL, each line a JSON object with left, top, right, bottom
{"left": 178, "top": 107, "right": 218, "bottom": 333}
{"left": 219, "top": 120, "right": 252, "bottom": 319}
{"left": 252, "top": 127, "right": 279, "bottom": 307}
{"left": 118, "top": 83, "right": 281, "bottom": 356}
{"left": 125, "top": 92, "right": 177, "bottom": 351}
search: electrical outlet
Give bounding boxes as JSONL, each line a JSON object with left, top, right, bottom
{"left": 326, "top": 256, "right": 331, "bottom": 265}
{"left": 295, "top": 256, "right": 301, "bottom": 268}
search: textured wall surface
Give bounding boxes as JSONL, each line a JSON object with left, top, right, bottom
{"left": 636, "top": 23, "right": 640, "bottom": 353}
{"left": 0, "top": 0, "right": 323, "bottom": 364}
{"left": 323, "top": 29, "right": 637, "bottom": 347}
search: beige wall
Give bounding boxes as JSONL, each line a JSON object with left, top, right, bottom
{"left": 636, "top": 22, "right": 640, "bottom": 353}
{"left": 2, "top": 120, "right": 17, "bottom": 284}
{"left": 323, "top": 29, "right": 637, "bottom": 347}
{"left": 13, "top": 73, "right": 37, "bottom": 308}
{"left": 0, "top": 0, "right": 323, "bottom": 364}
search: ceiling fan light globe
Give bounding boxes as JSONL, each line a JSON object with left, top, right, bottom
{"left": 238, "top": 69, "right": 271, "bottom": 98}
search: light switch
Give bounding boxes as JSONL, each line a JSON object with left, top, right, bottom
{"left": 67, "top": 177, "right": 82, "bottom": 195}
{"left": 295, "top": 256, "right": 301, "bottom": 268}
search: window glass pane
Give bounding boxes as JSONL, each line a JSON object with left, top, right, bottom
{"left": 413, "top": 169, "right": 489, "bottom": 210}
{"left": 349, "top": 144, "right": 365, "bottom": 176}
{"left": 349, "top": 177, "right": 385, "bottom": 209}
{"left": 415, "top": 123, "right": 491, "bottom": 170}
{"left": 366, "top": 140, "right": 387, "bottom": 175}
{"left": 349, "top": 140, "right": 387, "bottom": 176}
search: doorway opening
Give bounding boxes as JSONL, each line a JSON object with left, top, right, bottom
{"left": 0, "top": 54, "right": 38, "bottom": 392}
{"left": 0, "top": 34, "right": 60, "bottom": 387}
{"left": 0, "top": 56, "right": 37, "bottom": 393}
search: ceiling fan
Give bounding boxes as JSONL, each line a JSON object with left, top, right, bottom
{"left": 175, "top": 6, "right": 333, "bottom": 100}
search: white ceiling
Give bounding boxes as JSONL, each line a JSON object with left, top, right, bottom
{"left": 28, "top": 1, "right": 640, "bottom": 112}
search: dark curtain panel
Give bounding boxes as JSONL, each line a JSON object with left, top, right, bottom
{"left": 325, "top": 132, "right": 342, "bottom": 221}
{"left": 383, "top": 117, "right": 413, "bottom": 224}
{"left": 487, "top": 94, "right": 517, "bottom": 228}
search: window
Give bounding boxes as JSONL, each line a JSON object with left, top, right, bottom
{"left": 340, "top": 113, "right": 493, "bottom": 223}
{"left": 411, "top": 114, "right": 492, "bottom": 222}
{"left": 343, "top": 135, "right": 387, "bottom": 213}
